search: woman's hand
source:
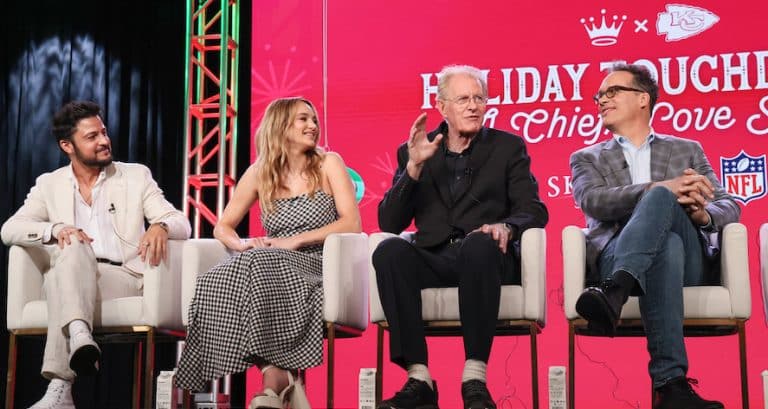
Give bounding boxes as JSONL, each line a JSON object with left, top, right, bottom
{"left": 263, "top": 235, "right": 302, "bottom": 250}
{"left": 239, "top": 237, "right": 270, "bottom": 251}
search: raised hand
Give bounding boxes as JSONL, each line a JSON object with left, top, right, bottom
{"left": 406, "top": 113, "right": 443, "bottom": 179}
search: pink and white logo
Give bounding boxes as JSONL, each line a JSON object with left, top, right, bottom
{"left": 580, "top": 9, "right": 628, "bottom": 46}
{"left": 720, "top": 151, "right": 766, "bottom": 204}
{"left": 657, "top": 4, "right": 719, "bottom": 42}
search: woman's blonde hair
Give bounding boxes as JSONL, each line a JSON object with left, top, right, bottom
{"left": 254, "top": 97, "right": 324, "bottom": 213}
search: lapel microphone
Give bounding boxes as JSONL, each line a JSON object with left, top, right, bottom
{"left": 108, "top": 203, "right": 116, "bottom": 213}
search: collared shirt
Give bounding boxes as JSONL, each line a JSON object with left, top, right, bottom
{"left": 444, "top": 147, "right": 471, "bottom": 202}
{"left": 443, "top": 136, "right": 479, "bottom": 201}
{"left": 71, "top": 167, "right": 123, "bottom": 262}
{"left": 614, "top": 131, "right": 719, "bottom": 255}
{"left": 613, "top": 131, "right": 655, "bottom": 184}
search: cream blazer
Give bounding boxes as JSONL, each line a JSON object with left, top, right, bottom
{"left": 1, "top": 162, "right": 191, "bottom": 273}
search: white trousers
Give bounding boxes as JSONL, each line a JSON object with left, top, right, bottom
{"left": 42, "top": 237, "right": 142, "bottom": 381}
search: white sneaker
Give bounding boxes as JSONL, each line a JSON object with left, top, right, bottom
{"left": 68, "top": 331, "right": 100, "bottom": 375}
{"left": 28, "top": 378, "right": 75, "bottom": 409}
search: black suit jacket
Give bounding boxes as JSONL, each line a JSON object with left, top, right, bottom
{"left": 378, "top": 122, "right": 548, "bottom": 250}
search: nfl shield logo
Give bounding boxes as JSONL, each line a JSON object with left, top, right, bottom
{"left": 720, "top": 151, "right": 766, "bottom": 204}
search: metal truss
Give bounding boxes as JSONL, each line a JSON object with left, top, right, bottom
{"left": 183, "top": 0, "right": 240, "bottom": 237}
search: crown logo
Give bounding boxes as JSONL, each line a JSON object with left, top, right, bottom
{"left": 580, "top": 9, "right": 627, "bottom": 46}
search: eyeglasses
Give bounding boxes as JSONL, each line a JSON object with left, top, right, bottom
{"left": 593, "top": 85, "right": 646, "bottom": 104}
{"left": 444, "top": 95, "right": 488, "bottom": 107}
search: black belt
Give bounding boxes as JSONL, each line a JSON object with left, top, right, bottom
{"left": 96, "top": 258, "right": 122, "bottom": 266}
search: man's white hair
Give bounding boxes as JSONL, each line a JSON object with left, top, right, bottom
{"left": 437, "top": 65, "right": 488, "bottom": 100}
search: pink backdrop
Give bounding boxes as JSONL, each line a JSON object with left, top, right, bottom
{"left": 248, "top": 1, "right": 768, "bottom": 407}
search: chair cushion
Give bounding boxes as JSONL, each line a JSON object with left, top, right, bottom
{"left": 14, "top": 297, "right": 147, "bottom": 330}
{"left": 421, "top": 285, "right": 524, "bottom": 321}
{"left": 619, "top": 286, "right": 734, "bottom": 319}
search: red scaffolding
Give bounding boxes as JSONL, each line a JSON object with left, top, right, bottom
{"left": 183, "top": 0, "right": 240, "bottom": 237}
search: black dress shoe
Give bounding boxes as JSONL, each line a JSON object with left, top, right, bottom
{"left": 654, "top": 377, "right": 723, "bottom": 409}
{"left": 575, "top": 280, "right": 626, "bottom": 337}
{"left": 377, "top": 378, "right": 438, "bottom": 409}
{"left": 461, "top": 380, "right": 496, "bottom": 409}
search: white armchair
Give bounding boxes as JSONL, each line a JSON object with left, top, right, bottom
{"left": 562, "top": 223, "right": 750, "bottom": 409}
{"left": 180, "top": 232, "right": 369, "bottom": 409}
{"left": 368, "top": 228, "right": 546, "bottom": 409}
{"left": 6, "top": 240, "right": 186, "bottom": 409}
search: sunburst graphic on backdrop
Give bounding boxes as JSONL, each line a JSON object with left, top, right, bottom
{"left": 358, "top": 152, "right": 397, "bottom": 209}
{"left": 250, "top": 45, "right": 317, "bottom": 138}
{"left": 251, "top": 59, "right": 312, "bottom": 105}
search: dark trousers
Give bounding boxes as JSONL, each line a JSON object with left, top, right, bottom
{"left": 372, "top": 232, "right": 519, "bottom": 369}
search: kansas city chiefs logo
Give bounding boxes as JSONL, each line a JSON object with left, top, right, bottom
{"left": 657, "top": 4, "right": 719, "bottom": 41}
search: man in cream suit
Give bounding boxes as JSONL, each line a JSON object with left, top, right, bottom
{"left": 1, "top": 101, "right": 191, "bottom": 409}
{"left": 570, "top": 64, "right": 738, "bottom": 409}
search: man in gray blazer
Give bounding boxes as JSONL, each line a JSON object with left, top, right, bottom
{"left": 570, "top": 64, "right": 738, "bottom": 409}
{"left": 1, "top": 101, "right": 191, "bottom": 409}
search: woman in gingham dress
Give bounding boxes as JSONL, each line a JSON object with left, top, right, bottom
{"left": 175, "top": 97, "right": 361, "bottom": 409}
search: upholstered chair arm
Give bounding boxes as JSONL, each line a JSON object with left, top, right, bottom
{"left": 520, "top": 228, "right": 546, "bottom": 323}
{"left": 180, "top": 239, "right": 233, "bottom": 326}
{"left": 562, "top": 226, "right": 587, "bottom": 320}
{"left": 142, "top": 240, "right": 185, "bottom": 329}
{"left": 720, "top": 223, "right": 751, "bottom": 319}
{"left": 322, "top": 233, "right": 369, "bottom": 330}
{"left": 7, "top": 245, "right": 48, "bottom": 330}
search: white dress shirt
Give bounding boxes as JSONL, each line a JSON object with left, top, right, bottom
{"left": 72, "top": 169, "right": 123, "bottom": 262}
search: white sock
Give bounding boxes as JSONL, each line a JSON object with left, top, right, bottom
{"left": 50, "top": 378, "right": 73, "bottom": 388}
{"left": 67, "top": 319, "right": 90, "bottom": 337}
{"left": 406, "top": 364, "right": 433, "bottom": 389}
{"left": 462, "top": 359, "right": 487, "bottom": 383}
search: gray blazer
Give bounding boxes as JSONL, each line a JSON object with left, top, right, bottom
{"left": 569, "top": 133, "right": 740, "bottom": 281}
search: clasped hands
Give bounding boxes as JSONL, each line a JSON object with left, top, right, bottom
{"left": 239, "top": 235, "right": 302, "bottom": 252}
{"left": 654, "top": 168, "right": 715, "bottom": 226}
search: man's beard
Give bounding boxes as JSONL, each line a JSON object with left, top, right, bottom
{"left": 73, "top": 144, "right": 113, "bottom": 167}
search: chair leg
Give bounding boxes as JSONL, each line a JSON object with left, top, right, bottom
{"left": 6, "top": 332, "right": 18, "bottom": 409}
{"left": 529, "top": 324, "right": 539, "bottom": 409}
{"left": 376, "top": 325, "right": 384, "bottom": 404}
{"left": 327, "top": 323, "right": 336, "bottom": 409}
{"left": 738, "top": 320, "right": 748, "bottom": 409}
{"left": 145, "top": 328, "right": 156, "bottom": 409}
{"left": 133, "top": 341, "right": 143, "bottom": 409}
{"left": 568, "top": 322, "right": 575, "bottom": 409}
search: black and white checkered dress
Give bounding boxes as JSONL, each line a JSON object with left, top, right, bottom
{"left": 175, "top": 191, "right": 337, "bottom": 391}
